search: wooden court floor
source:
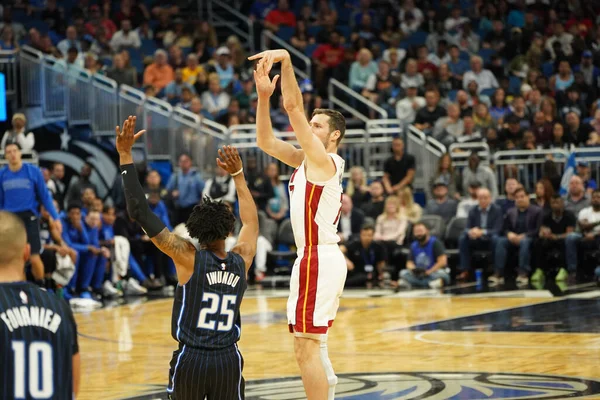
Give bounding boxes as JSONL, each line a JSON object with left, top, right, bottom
{"left": 74, "top": 292, "right": 600, "bottom": 400}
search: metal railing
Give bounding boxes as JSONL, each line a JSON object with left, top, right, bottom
{"left": 206, "top": 0, "right": 255, "bottom": 53}
{"left": 260, "top": 30, "right": 312, "bottom": 81}
{"left": 41, "top": 56, "right": 66, "bottom": 118}
{"left": 66, "top": 68, "right": 92, "bottom": 126}
{"left": 0, "top": 49, "right": 18, "bottom": 99}
{"left": 448, "top": 142, "right": 491, "bottom": 168}
{"left": 406, "top": 125, "right": 446, "bottom": 190}
{"left": 493, "top": 148, "right": 569, "bottom": 195}
{"left": 19, "top": 47, "right": 43, "bottom": 106}
{"left": 328, "top": 78, "right": 388, "bottom": 123}
{"left": 0, "top": 151, "right": 39, "bottom": 166}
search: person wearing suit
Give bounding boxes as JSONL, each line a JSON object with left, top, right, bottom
{"left": 492, "top": 187, "right": 543, "bottom": 286}
{"left": 457, "top": 188, "right": 503, "bottom": 281}
{"left": 337, "top": 194, "right": 366, "bottom": 244}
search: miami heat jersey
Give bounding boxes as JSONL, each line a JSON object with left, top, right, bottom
{"left": 288, "top": 154, "right": 345, "bottom": 248}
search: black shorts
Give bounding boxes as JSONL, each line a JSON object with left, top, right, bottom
{"left": 16, "top": 211, "right": 41, "bottom": 255}
{"left": 167, "top": 344, "right": 245, "bottom": 400}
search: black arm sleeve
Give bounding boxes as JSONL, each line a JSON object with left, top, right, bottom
{"left": 120, "top": 163, "right": 166, "bottom": 238}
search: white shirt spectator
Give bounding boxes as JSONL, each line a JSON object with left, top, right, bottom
{"left": 57, "top": 39, "right": 82, "bottom": 57}
{"left": 462, "top": 69, "right": 499, "bottom": 91}
{"left": 110, "top": 29, "right": 141, "bottom": 52}
{"left": 452, "top": 31, "right": 481, "bottom": 54}
{"left": 456, "top": 198, "right": 479, "bottom": 218}
{"left": 578, "top": 206, "right": 600, "bottom": 233}
{"left": 202, "top": 175, "right": 236, "bottom": 204}
{"left": 396, "top": 96, "right": 425, "bottom": 123}
{"left": 401, "top": 73, "right": 425, "bottom": 90}
{"left": 427, "top": 52, "right": 451, "bottom": 67}
{"left": 1, "top": 129, "right": 35, "bottom": 151}
{"left": 444, "top": 16, "right": 469, "bottom": 32}
{"left": 398, "top": 7, "right": 424, "bottom": 34}
{"left": 200, "top": 91, "right": 231, "bottom": 116}
{"left": 545, "top": 32, "right": 574, "bottom": 58}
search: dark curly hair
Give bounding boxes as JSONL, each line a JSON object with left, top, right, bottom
{"left": 185, "top": 197, "right": 235, "bottom": 245}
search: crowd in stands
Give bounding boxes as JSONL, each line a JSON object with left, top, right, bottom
{"left": 2, "top": 0, "right": 600, "bottom": 296}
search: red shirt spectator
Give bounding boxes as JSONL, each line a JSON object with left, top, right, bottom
{"left": 85, "top": 5, "right": 117, "bottom": 39}
{"left": 314, "top": 43, "right": 344, "bottom": 68}
{"left": 264, "top": 0, "right": 296, "bottom": 29}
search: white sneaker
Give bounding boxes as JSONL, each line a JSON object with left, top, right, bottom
{"left": 488, "top": 275, "right": 504, "bottom": 286}
{"left": 102, "top": 281, "right": 122, "bottom": 298}
{"left": 398, "top": 279, "right": 412, "bottom": 289}
{"left": 516, "top": 275, "right": 529, "bottom": 286}
{"left": 124, "top": 278, "right": 148, "bottom": 296}
{"left": 428, "top": 278, "right": 444, "bottom": 289}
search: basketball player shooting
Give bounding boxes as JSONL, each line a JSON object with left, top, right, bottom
{"left": 250, "top": 49, "right": 347, "bottom": 400}
{"left": 116, "top": 116, "right": 259, "bottom": 399}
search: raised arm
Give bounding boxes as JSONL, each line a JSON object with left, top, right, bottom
{"left": 253, "top": 58, "right": 304, "bottom": 168}
{"left": 216, "top": 146, "right": 259, "bottom": 270}
{"left": 116, "top": 116, "right": 196, "bottom": 284}
{"left": 250, "top": 50, "right": 334, "bottom": 178}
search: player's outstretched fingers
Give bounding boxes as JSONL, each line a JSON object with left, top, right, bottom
{"left": 248, "top": 52, "right": 265, "bottom": 61}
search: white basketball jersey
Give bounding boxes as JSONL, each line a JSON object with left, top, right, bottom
{"left": 288, "top": 154, "right": 345, "bottom": 248}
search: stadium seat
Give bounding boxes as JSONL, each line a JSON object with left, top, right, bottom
{"left": 480, "top": 88, "right": 496, "bottom": 98}
{"left": 140, "top": 39, "right": 157, "bottom": 56}
{"left": 304, "top": 43, "right": 318, "bottom": 58}
{"left": 336, "top": 25, "right": 352, "bottom": 40}
{"left": 307, "top": 26, "right": 322, "bottom": 38}
{"left": 420, "top": 215, "right": 446, "bottom": 240}
{"left": 542, "top": 61, "right": 554, "bottom": 77}
{"left": 25, "top": 20, "right": 50, "bottom": 34}
{"left": 447, "top": 89, "right": 458, "bottom": 102}
{"left": 477, "top": 48, "right": 496, "bottom": 64}
{"left": 444, "top": 217, "right": 467, "bottom": 257}
{"left": 401, "top": 30, "right": 428, "bottom": 48}
{"left": 508, "top": 75, "right": 522, "bottom": 95}
{"left": 276, "top": 26, "right": 296, "bottom": 42}
{"left": 266, "top": 219, "right": 296, "bottom": 274}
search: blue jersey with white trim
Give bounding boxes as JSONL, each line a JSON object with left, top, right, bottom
{"left": 171, "top": 250, "right": 247, "bottom": 349}
{"left": 0, "top": 282, "right": 78, "bottom": 400}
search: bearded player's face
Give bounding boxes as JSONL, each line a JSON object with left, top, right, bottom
{"left": 309, "top": 114, "right": 334, "bottom": 149}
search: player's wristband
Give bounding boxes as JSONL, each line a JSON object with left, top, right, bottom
{"left": 230, "top": 167, "right": 244, "bottom": 177}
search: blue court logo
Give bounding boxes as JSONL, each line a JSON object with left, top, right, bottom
{"left": 244, "top": 372, "right": 600, "bottom": 399}
{"left": 123, "top": 372, "right": 600, "bottom": 399}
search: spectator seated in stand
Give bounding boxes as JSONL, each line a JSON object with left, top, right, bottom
{"left": 462, "top": 153, "right": 498, "bottom": 200}
{"left": 491, "top": 187, "right": 543, "bottom": 286}
{"left": 341, "top": 224, "right": 387, "bottom": 288}
{"left": 143, "top": 49, "right": 175, "bottom": 93}
{"left": 400, "top": 222, "right": 449, "bottom": 289}
{"left": 565, "top": 189, "right": 600, "bottom": 281}
{"left": 457, "top": 188, "right": 502, "bottom": 281}
{"left": 337, "top": 194, "right": 366, "bottom": 244}
{"left": 425, "top": 180, "right": 458, "bottom": 224}
{"left": 532, "top": 195, "right": 576, "bottom": 283}
{"left": 361, "top": 180, "right": 386, "bottom": 221}
{"left": 1, "top": 113, "right": 35, "bottom": 152}
{"left": 456, "top": 181, "right": 482, "bottom": 218}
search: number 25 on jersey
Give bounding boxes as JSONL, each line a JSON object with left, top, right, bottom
{"left": 197, "top": 293, "right": 237, "bottom": 332}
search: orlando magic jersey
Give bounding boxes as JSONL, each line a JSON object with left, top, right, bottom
{"left": 0, "top": 282, "right": 78, "bottom": 400}
{"left": 171, "top": 250, "right": 247, "bottom": 349}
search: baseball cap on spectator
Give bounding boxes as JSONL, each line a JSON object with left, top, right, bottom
{"left": 12, "top": 113, "right": 26, "bottom": 123}
{"left": 583, "top": 50, "right": 593, "bottom": 58}
{"left": 578, "top": 161, "right": 589, "bottom": 167}
{"left": 215, "top": 46, "right": 230, "bottom": 57}
{"left": 432, "top": 179, "right": 448, "bottom": 189}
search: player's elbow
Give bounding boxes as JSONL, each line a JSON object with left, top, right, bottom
{"left": 283, "top": 99, "right": 300, "bottom": 113}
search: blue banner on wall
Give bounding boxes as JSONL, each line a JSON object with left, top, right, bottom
{"left": 0, "top": 73, "right": 6, "bottom": 122}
